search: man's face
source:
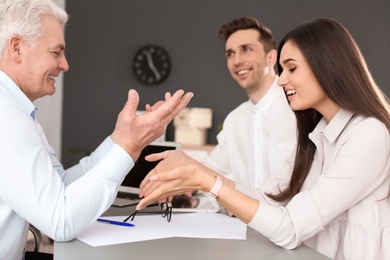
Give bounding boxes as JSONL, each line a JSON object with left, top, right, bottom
{"left": 18, "top": 15, "right": 69, "bottom": 101}
{"left": 225, "top": 29, "right": 270, "bottom": 93}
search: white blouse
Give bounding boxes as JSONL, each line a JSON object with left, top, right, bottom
{"left": 249, "top": 109, "right": 390, "bottom": 260}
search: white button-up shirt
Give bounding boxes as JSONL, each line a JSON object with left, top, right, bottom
{"left": 203, "top": 77, "right": 297, "bottom": 198}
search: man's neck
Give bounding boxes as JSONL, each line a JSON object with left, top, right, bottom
{"left": 248, "top": 73, "right": 276, "bottom": 104}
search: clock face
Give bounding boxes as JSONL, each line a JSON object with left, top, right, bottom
{"left": 133, "top": 45, "right": 171, "bottom": 85}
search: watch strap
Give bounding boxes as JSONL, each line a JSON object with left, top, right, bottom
{"left": 205, "top": 176, "right": 223, "bottom": 199}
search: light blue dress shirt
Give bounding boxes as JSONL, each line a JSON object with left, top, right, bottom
{"left": 0, "top": 70, "right": 134, "bottom": 259}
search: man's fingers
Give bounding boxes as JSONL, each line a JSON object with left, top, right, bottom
{"left": 152, "top": 90, "right": 193, "bottom": 119}
{"left": 164, "top": 92, "right": 172, "bottom": 100}
{"left": 156, "top": 92, "right": 194, "bottom": 128}
{"left": 123, "top": 89, "right": 139, "bottom": 116}
{"left": 148, "top": 100, "right": 164, "bottom": 111}
{"left": 173, "top": 92, "right": 193, "bottom": 113}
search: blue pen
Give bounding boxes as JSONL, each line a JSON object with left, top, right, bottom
{"left": 97, "top": 218, "right": 135, "bottom": 227}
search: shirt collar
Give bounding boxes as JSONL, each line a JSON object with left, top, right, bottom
{"left": 251, "top": 76, "right": 281, "bottom": 114}
{"left": 0, "top": 70, "right": 37, "bottom": 119}
{"left": 311, "top": 108, "right": 355, "bottom": 143}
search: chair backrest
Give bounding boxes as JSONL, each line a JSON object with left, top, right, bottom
{"left": 28, "top": 225, "right": 42, "bottom": 252}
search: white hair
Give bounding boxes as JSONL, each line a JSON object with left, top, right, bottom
{"left": 0, "top": 0, "right": 68, "bottom": 61}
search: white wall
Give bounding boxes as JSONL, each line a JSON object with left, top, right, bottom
{"left": 33, "top": 0, "right": 66, "bottom": 158}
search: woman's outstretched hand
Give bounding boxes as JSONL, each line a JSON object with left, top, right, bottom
{"left": 137, "top": 150, "right": 214, "bottom": 210}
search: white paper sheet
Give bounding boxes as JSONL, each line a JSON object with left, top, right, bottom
{"left": 76, "top": 213, "right": 247, "bottom": 247}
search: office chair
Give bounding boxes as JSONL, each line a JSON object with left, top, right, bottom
{"left": 28, "top": 225, "right": 42, "bottom": 252}
{"left": 25, "top": 225, "right": 53, "bottom": 260}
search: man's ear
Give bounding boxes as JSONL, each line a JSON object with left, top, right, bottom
{"left": 266, "top": 49, "right": 277, "bottom": 67}
{"left": 8, "top": 35, "right": 23, "bottom": 62}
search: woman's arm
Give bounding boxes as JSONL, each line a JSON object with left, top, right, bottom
{"left": 138, "top": 150, "right": 259, "bottom": 223}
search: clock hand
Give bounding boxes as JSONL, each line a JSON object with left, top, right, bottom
{"left": 143, "top": 50, "right": 161, "bottom": 80}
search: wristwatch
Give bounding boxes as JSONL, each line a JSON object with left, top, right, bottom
{"left": 203, "top": 176, "right": 223, "bottom": 199}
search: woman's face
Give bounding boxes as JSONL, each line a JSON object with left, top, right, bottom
{"left": 278, "top": 41, "right": 338, "bottom": 121}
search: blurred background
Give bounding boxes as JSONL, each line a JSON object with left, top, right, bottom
{"left": 34, "top": 0, "right": 389, "bottom": 168}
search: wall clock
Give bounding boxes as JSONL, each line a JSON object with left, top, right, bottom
{"left": 133, "top": 45, "right": 171, "bottom": 85}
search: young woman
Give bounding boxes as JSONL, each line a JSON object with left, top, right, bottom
{"left": 137, "top": 18, "right": 390, "bottom": 260}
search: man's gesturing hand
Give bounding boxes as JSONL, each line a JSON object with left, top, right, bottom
{"left": 111, "top": 89, "right": 193, "bottom": 161}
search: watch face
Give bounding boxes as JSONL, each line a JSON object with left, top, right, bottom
{"left": 133, "top": 45, "right": 171, "bottom": 85}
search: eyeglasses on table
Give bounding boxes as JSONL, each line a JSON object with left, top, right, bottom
{"left": 123, "top": 202, "right": 172, "bottom": 223}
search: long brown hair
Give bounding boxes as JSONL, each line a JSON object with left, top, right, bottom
{"left": 269, "top": 18, "right": 390, "bottom": 201}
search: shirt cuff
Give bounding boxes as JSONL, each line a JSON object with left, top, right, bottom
{"left": 288, "top": 190, "right": 324, "bottom": 238}
{"left": 248, "top": 201, "right": 284, "bottom": 236}
{"left": 248, "top": 190, "right": 324, "bottom": 248}
{"left": 92, "top": 136, "right": 115, "bottom": 161}
{"left": 95, "top": 143, "right": 134, "bottom": 183}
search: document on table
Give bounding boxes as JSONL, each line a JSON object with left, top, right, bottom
{"left": 76, "top": 213, "right": 247, "bottom": 247}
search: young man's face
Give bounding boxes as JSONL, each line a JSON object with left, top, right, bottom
{"left": 17, "top": 15, "right": 69, "bottom": 101}
{"left": 225, "top": 29, "right": 272, "bottom": 93}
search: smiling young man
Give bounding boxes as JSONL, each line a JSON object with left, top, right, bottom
{"left": 202, "top": 17, "right": 297, "bottom": 199}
